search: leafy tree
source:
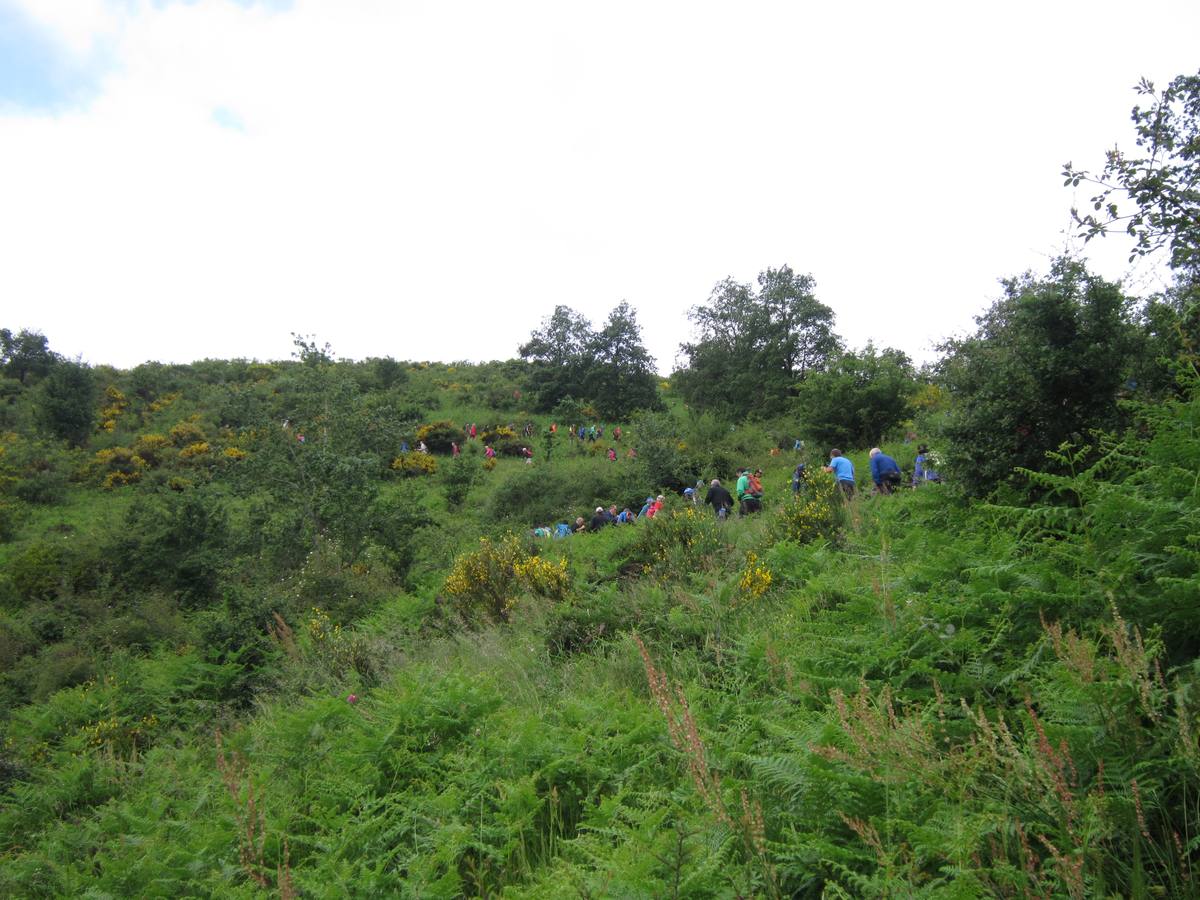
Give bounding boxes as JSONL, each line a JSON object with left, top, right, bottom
{"left": 585, "top": 301, "right": 662, "bottom": 419}
{"left": 1064, "top": 70, "right": 1200, "bottom": 278}
{"left": 794, "top": 344, "right": 917, "bottom": 449}
{"left": 519, "top": 306, "right": 594, "bottom": 411}
{"left": 936, "top": 259, "right": 1138, "bottom": 496}
{"left": 0, "top": 329, "right": 56, "bottom": 385}
{"left": 37, "top": 360, "right": 96, "bottom": 447}
{"left": 291, "top": 332, "right": 335, "bottom": 367}
{"left": 628, "top": 409, "right": 690, "bottom": 491}
{"left": 674, "top": 266, "right": 840, "bottom": 418}
{"left": 520, "top": 303, "right": 661, "bottom": 418}
{"left": 1131, "top": 279, "right": 1200, "bottom": 397}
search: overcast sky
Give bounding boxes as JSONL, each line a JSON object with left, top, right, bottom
{"left": 2, "top": 0, "right": 1197, "bottom": 373}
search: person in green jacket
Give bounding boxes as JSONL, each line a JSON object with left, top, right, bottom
{"left": 736, "top": 468, "right": 762, "bottom": 516}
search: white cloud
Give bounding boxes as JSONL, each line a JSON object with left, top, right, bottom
{"left": 2, "top": 0, "right": 1197, "bottom": 370}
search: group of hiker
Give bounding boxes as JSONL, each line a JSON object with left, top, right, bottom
{"left": 822, "top": 445, "right": 941, "bottom": 498}
{"left": 531, "top": 491, "right": 686, "bottom": 538}
{"left": 533, "top": 442, "right": 942, "bottom": 539}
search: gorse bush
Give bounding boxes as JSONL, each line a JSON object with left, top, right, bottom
{"left": 89, "top": 445, "right": 147, "bottom": 488}
{"left": 772, "top": 475, "right": 843, "bottom": 545}
{"left": 620, "top": 503, "right": 726, "bottom": 579}
{"left": 442, "top": 533, "right": 570, "bottom": 622}
{"left": 389, "top": 450, "right": 436, "bottom": 477}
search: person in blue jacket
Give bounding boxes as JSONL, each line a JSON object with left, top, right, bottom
{"left": 869, "top": 447, "right": 903, "bottom": 494}
{"left": 913, "top": 445, "right": 941, "bottom": 485}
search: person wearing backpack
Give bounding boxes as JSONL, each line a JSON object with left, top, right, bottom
{"left": 737, "top": 469, "right": 762, "bottom": 515}
{"left": 749, "top": 469, "right": 764, "bottom": 500}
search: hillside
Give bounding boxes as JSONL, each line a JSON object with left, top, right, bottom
{"left": 1, "top": 347, "right": 1198, "bottom": 897}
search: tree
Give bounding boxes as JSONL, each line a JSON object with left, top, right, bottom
{"left": 674, "top": 266, "right": 841, "bottom": 418}
{"left": 519, "top": 306, "right": 594, "bottom": 411}
{"left": 291, "top": 332, "right": 335, "bottom": 367}
{"left": 936, "top": 259, "right": 1138, "bottom": 496}
{"left": 794, "top": 344, "right": 916, "bottom": 449}
{"left": 585, "top": 301, "right": 662, "bottom": 419}
{"left": 0, "top": 328, "right": 56, "bottom": 385}
{"left": 519, "top": 303, "right": 662, "bottom": 418}
{"left": 757, "top": 267, "right": 841, "bottom": 380}
{"left": 1064, "top": 70, "right": 1200, "bottom": 279}
{"left": 37, "top": 360, "right": 96, "bottom": 447}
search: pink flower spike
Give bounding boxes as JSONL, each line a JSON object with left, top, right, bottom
{"left": 346, "top": 693, "right": 358, "bottom": 704}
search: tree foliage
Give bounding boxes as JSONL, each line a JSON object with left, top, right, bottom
{"left": 584, "top": 301, "right": 661, "bottom": 419}
{"left": 1064, "top": 70, "right": 1200, "bottom": 278}
{"left": 674, "top": 266, "right": 840, "bottom": 418}
{"left": 520, "top": 303, "right": 661, "bottom": 419}
{"left": 0, "top": 329, "right": 56, "bottom": 385}
{"left": 936, "top": 259, "right": 1138, "bottom": 496}
{"left": 794, "top": 344, "right": 916, "bottom": 449}
{"left": 36, "top": 360, "right": 97, "bottom": 447}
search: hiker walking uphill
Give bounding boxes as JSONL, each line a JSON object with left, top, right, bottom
{"left": 913, "top": 444, "right": 941, "bottom": 485}
{"left": 736, "top": 468, "right": 762, "bottom": 515}
{"left": 869, "top": 447, "right": 902, "bottom": 494}
{"left": 705, "top": 479, "right": 734, "bottom": 520}
{"left": 824, "top": 448, "right": 856, "bottom": 498}
{"left": 792, "top": 461, "right": 807, "bottom": 494}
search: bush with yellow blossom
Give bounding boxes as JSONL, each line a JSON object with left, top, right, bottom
{"left": 773, "top": 476, "right": 844, "bottom": 545}
{"left": 443, "top": 533, "right": 570, "bottom": 622}
{"left": 89, "top": 446, "right": 148, "bottom": 489}
{"left": 624, "top": 504, "right": 724, "bottom": 579}
{"left": 391, "top": 451, "right": 437, "bottom": 477}
{"left": 737, "top": 551, "right": 773, "bottom": 603}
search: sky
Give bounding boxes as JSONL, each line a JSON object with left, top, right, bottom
{"left": 1, "top": 0, "right": 1197, "bottom": 374}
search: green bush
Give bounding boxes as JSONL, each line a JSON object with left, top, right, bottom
{"left": 441, "top": 455, "right": 478, "bottom": 506}
{"left": 415, "top": 420, "right": 463, "bottom": 453}
{"left": 0, "top": 499, "right": 22, "bottom": 543}
{"left": 485, "top": 458, "right": 643, "bottom": 526}
{"left": 616, "top": 502, "right": 728, "bottom": 580}
{"left": 8, "top": 541, "right": 67, "bottom": 604}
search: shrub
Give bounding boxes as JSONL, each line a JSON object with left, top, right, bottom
{"left": 9, "top": 541, "right": 67, "bottom": 603}
{"left": 108, "top": 491, "right": 230, "bottom": 607}
{"left": 484, "top": 460, "right": 641, "bottom": 525}
{"left": 619, "top": 504, "right": 726, "bottom": 579}
{"left": 0, "top": 500, "right": 21, "bottom": 543}
{"left": 391, "top": 451, "right": 437, "bottom": 477}
{"left": 168, "top": 420, "right": 207, "bottom": 447}
{"left": 178, "top": 441, "right": 211, "bottom": 460}
{"left": 0, "top": 436, "right": 70, "bottom": 504}
{"left": 771, "top": 476, "right": 844, "bottom": 545}
{"left": 37, "top": 361, "right": 96, "bottom": 447}
{"left": 97, "top": 385, "right": 130, "bottom": 432}
{"left": 132, "top": 433, "right": 173, "bottom": 467}
{"left": 478, "top": 425, "right": 526, "bottom": 457}
{"left": 736, "top": 551, "right": 773, "bottom": 603}
{"left": 415, "top": 420, "right": 463, "bottom": 453}
{"left": 89, "top": 446, "right": 147, "bottom": 488}
{"left": 442, "top": 533, "right": 570, "bottom": 622}
{"left": 441, "top": 456, "right": 478, "bottom": 507}
{"left": 304, "top": 606, "right": 374, "bottom": 681}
